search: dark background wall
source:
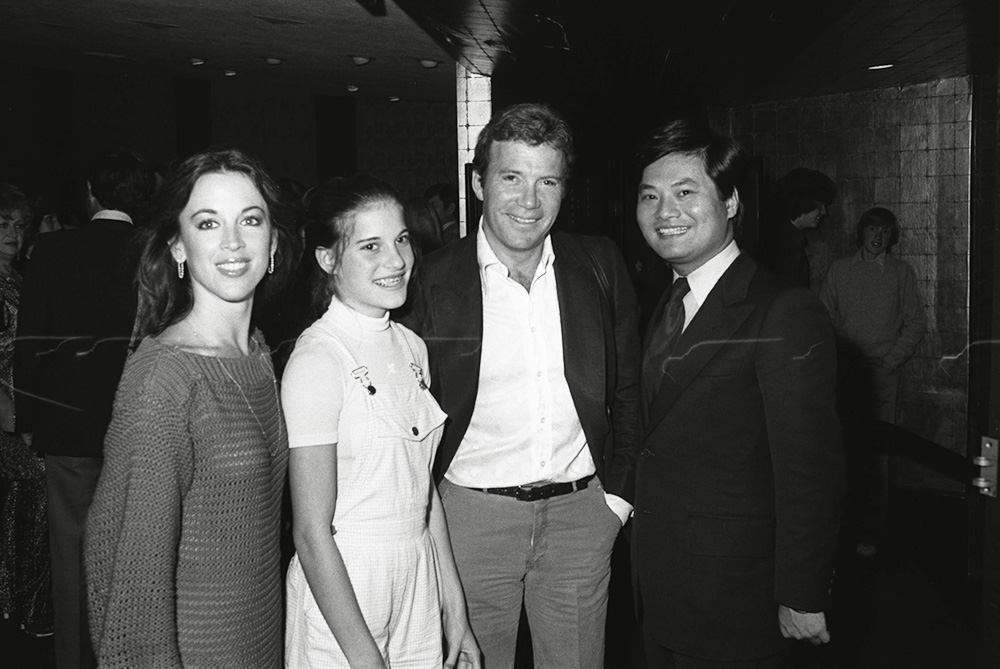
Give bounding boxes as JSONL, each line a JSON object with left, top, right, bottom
{"left": 711, "top": 78, "right": 973, "bottom": 492}
{"left": 0, "top": 62, "right": 457, "bottom": 212}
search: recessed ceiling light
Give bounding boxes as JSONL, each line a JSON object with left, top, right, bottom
{"left": 189, "top": 57, "right": 205, "bottom": 66}
{"left": 418, "top": 59, "right": 440, "bottom": 69}
{"left": 388, "top": 96, "right": 400, "bottom": 102}
{"left": 264, "top": 57, "right": 283, "bottom": 66}
{"left": 350, "top": 55, "right": 373, "bottom": 66}
{"left": 224, "top": 69, "right": 237, "bottom": 77}
{"left": 346, "top": 85, "right": 359, "bottom": 92}
{"left": 868, "top": 63, "right": 894, "bottom": 70}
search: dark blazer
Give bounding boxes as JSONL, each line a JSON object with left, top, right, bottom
{"left": 404, "top": 231, "right": 641, "bottom": 502}
{"left": 633, "top": 253, "right": 844, "bottom": 661}
{"left": 14, "top": 218, "right": 137, "bottom": 457}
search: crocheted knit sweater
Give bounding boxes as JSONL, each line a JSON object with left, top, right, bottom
{"left": 85, "top": 334, "right": 288, "bottom": 669}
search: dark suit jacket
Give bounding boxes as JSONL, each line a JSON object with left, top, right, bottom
{"left": 14, "top": 219, "right": 138, "bottom": 457}
{"left": 404, "top": 231, "right": 641, "bottom": 502}
{"left": 633, "top": 253, "right": 844, "bottom": 661}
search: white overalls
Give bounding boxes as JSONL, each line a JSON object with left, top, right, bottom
{"left": 284, "top": 310, "right": 447, "bottom": 668}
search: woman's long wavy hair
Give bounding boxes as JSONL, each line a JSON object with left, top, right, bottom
{"left": 294, "top": 176, "right": 402, "bottom": 329}
{"left": 133, "top": 148, "right": 301, "bottom": 342}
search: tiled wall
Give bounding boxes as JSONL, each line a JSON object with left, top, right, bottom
{"left": 713, "top": 78, "right": 972, "bottom": 471}
{"left": 355, "top": 97, "right": 458, "bottom": 201}
{"left": 456, "top": 64, "right": 493, "bottom": 235}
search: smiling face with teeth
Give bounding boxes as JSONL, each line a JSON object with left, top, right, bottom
{"left": 637, "top": 152, "right": 740, "bottom": 277}
{"left": 171, "top": 171, "right": 275, "bottom": 309}
{"left": 860, "top": 223, "right": 890, "bottom": 259}
{"left": 317, "top": 199, "right": 412, "bottom": 319}
{"left": 473, "top": 140, "right": 567, "bottom": 273}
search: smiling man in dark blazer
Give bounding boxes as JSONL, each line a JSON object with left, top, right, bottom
{"left": 405, "top": 103, "right": 640, "bottom": 668}
{"left": 632, "top": 119, "right": 844, "bottom": 668}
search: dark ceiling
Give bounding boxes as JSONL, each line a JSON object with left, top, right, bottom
{"left": 0, "top": 0, "right": 991, "bottom": 110}
{"left": 398, "top": 0, "right": 985, "bottom": 107}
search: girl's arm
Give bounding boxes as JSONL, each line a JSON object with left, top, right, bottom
{"left": 428, "top": 485, "right": 482, "bottom": 669}
{"left": 290, "top": 444, "right": 386, "bottom": 668}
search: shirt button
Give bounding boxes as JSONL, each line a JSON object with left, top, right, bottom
{"left": 540, "top": 417, "right": 545, "bottom": 423}
{"left": 411, "top": 427, "right": 419, "bottom": 436}
{"left": 537, "top": 371, "right": 542, "bottom": 378}
{"left": 541, "top": 461, "right": 547, "bottom": 467}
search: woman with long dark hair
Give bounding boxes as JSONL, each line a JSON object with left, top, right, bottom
{"left": 282, "top": 176, "right": 480, "bottom": 668}
{"left": 85, "top": 149, "right": 298, "bottom": 668}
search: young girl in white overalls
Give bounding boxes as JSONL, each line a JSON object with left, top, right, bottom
{"left": 281, "top": 177, "right": 480, "bottom": 669}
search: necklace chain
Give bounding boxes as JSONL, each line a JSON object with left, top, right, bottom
{"left": 216, "top": 353, "right": 282, "bottom": 456}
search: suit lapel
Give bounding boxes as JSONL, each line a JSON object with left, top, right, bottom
{"left": 554, "top": 236, "right": 604, "bottom": 414}
{"left": 644, "top": 254, "right": 757, "bottom": 435}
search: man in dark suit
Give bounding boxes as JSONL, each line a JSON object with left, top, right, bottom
{"left": 406, "top": 103, "right": 640, "bottom": 668}
{"left": 632, "top": 119, "right": 844, "bottom": 667}
{"left": 15, "top": 148, "right": 154, "bottom": 669}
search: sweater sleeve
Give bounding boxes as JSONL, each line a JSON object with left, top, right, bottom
{"left": 883, "top": 262, "right": 925, "bottom": 370}
{"left": 85, "top": 375, "right": 194, "bottom": 669}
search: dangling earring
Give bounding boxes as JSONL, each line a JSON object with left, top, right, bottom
{"left": 177, "top": 261, "right": 185, "bottom": 279}
{"left": 268, "top": 252, "right": 275, "bottom": 275}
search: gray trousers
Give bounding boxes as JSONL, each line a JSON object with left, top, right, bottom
{"left": 440, "top": 477, "right": 622, "bottom": 669}
{"left": 45, "top": 455, "right": 102, "bottom": 669}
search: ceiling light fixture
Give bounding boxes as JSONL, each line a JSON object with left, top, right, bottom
{"left": 264, "top": 57, "right": 283, "bottom": 66}
{"left": 418, "top": 59, "right": 440, "bottom": 69}
{"left": 346, "top": 85, "right": 359, "bottom": 92}
{"left": 189, "top": 57, "right": 205, "bottom": 66}
{"left": 350, "top": 55, "right": 372, "bottom": 66}
{"left": 867, "top": 63, "right": 894, "bottom": 70}
{"left": 388, "top": 96, "right": 400, "bottom": 102}
{"left": 224, "top": 69, "right": 237, "bottom": 77}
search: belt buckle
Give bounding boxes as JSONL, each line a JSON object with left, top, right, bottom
{"left": 516, "top": 483, "right": 545, "bottom": 502}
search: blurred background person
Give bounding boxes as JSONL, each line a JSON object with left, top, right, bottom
{"left": 282, "top": 177, "right": 478, "bottom": 668}
{"left": 821, "top": 206, "right": 925, "bottom": 558}
{"left": 14, "top": 148, "right": 155, "bottom": 669}
{"left": 85, "top": 149, "right": 297, "bottom": 668}
{"left": 758, "top": 167, "right": 837, "bottom": 288}
{"left": 0, "top": 183, "right": 52, "bottom": 638}
{"left": 424, "top": 182, "right": 459, "bottom": 244}
{"left": 403, "top": 195, "right": 445, "bottom": 259}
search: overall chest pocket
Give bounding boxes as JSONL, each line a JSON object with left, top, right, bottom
{"left": 374, "top": 400, "right": 447, "bottom": 443}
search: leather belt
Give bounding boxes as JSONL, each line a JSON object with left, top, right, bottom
{"left": 472, "top": 474, "right": 595, "bottom": 502}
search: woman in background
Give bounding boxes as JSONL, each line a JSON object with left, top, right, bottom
{"left": 0, "top": 183, "right": 52, "bottom": 637}
{"left": 85, "top": 149, "right": 297, "bottom": 668}
{"left": 282, "top": 176, "right": 479, "bottom": 668}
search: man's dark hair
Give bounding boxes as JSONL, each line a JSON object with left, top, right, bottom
{"left": 472, "top": 103, "right": 574, "bottom": 179}
{"left": 87, "top": 148, "right": 157, "bottom": 218}
{"left": 636, "top": 118, "right": 748, "bottom": 227}
{"left": 776, "top": 167, "right": 837, "bottom": 220}
{"left": 855, "top": 206, "right": 899, "bottom": 249}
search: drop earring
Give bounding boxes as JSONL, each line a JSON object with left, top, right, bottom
{"left": 268, "top": 252, "right": 275, "bottom": 275}
{"left": 177, "top": 261, "right": 185, "bottom": 279}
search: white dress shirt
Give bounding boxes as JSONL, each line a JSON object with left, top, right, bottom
{"left": 444, "top": 226, "right": 632, "bottom": 525}
{"left": 91, "top": 209, "right": 133, "bottom": 225}
{"left": 678, "top": 239, "right": 742, "bottom": 331}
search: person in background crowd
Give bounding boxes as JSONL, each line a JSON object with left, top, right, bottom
{"left": 821, "top": 206, "right": 925, "bottom": 558}
{"left": 425, "top": 182, "right": 460, "bottom": 244}
{"left": 282, "top": 176, "right": 479, "bottom": 668}
{"left": 633, "top": 118, "right": 844, "bottom": 667}
{"left": 403, "top": 195, "right": 445, "bottom": 259}
{"left": 405, "top": 103, "right": 641, "bottom": 668}
{"left": 0, "top": 183, "right": 52, "bottom": 638}
{"left": 757, "top": 167, "right": 837, "bottom": 288}
{"left": 14, "top": 148, "right": 155, "bottom": 669}
{"left": 84, "top": 149, "right": 297, "bottom": 668}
